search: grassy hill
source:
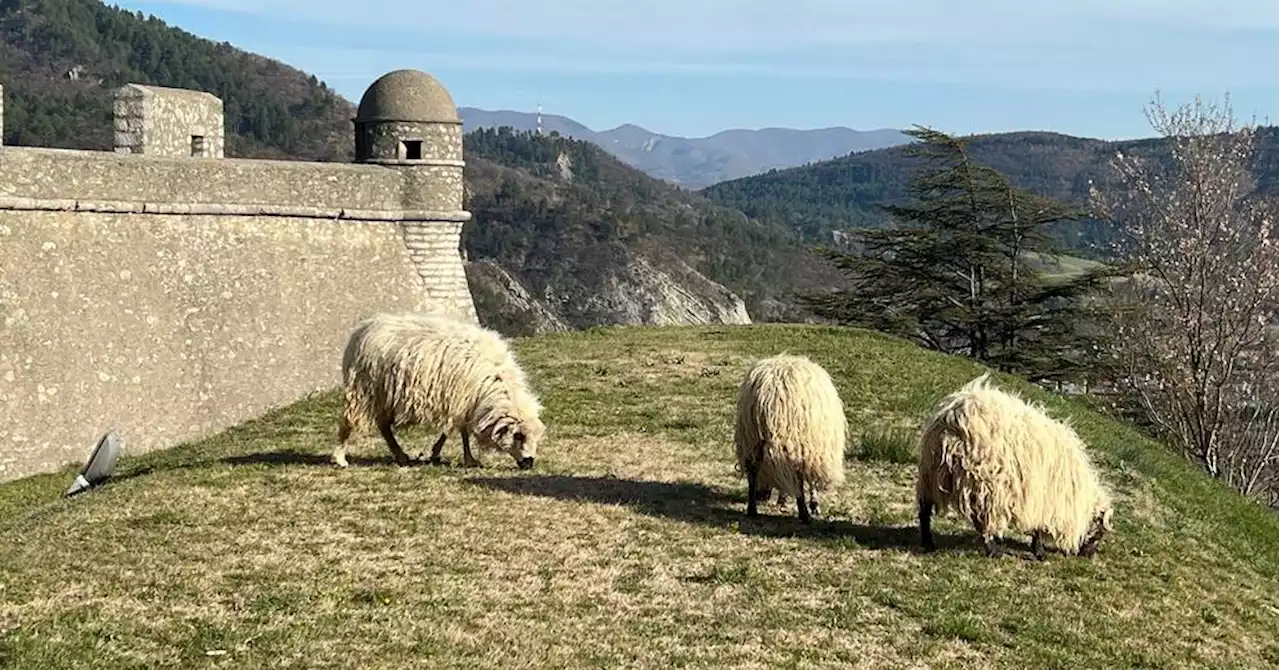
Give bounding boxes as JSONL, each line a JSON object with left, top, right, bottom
{"left": 462, "top": 128, "right": 838, "bottom": 326}
{"left": 2, "top": 325, "right": 1275, "bottom": 668}
{"left": 703, "top": 128, "right": 1280, "bottom": 257}
{"left": 0, "top": 0, "right": 354, "bottom": 159}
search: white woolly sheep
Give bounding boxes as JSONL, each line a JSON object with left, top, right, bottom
{"left": 333, "top": 312, "right": 546, "bottom": 471}
{"left": 916, "top": 373, "right": 1115, "bottom": 559}
{"left": 734, "top": 354, "right": 848, "bottom": 523}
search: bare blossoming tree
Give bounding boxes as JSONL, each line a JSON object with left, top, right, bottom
{"left": 1090, "top": 93, "right": 1279, "bottom": 507}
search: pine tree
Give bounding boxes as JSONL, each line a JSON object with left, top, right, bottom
{"left": 802, "top": 126, "right": 1117, "bottom": 383}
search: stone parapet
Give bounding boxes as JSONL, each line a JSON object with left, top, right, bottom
{"left": 0, "top": 147, "right": 460, "bottom": 212}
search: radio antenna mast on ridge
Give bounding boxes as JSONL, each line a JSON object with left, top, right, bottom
{"left": 536, "top": 101, "right": 543, "bottom": 136}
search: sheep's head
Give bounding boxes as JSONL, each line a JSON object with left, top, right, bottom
{"left": 482, "top": 413, "right": 545, "bottom": 470}
{"left": 1077, "top": 501, "right": 1114, "bottom": 558}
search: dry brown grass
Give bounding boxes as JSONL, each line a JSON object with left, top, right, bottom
{"left": 1, "top": 325, "right": 1276, "bottom": 669}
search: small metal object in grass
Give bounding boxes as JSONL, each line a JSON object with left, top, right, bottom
{"left": 64, "top": 429, "right": 123, "bottom": 497}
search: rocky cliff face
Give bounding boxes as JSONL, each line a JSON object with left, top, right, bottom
{"left": 465, "top": 260, "right": 571, "bottom": 337}
{"left": 467, "top": 254, "right": 752, "bottom": 336}
{"left": 551, "top": 255, "right": 752, "bottom": 328}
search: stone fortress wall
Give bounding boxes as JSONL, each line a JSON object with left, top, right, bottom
{"left": 0, "top": 71, "right": 477, "bottom": 482}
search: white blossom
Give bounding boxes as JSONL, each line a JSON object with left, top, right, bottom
{"left": 1089, "top": 92, "right": 1279, "bottom": 507}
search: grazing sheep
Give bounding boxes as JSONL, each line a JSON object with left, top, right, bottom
{"left": 333, "top": 312, "right": 546, "bottom": 471}
{"left": 734, "top": 354, "right": 848, "bottom": 523}
{"left": 916, "top": 373, "right": 1115, "bottom": 559}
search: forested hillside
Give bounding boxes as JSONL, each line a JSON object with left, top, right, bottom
{"left": 0, "top": 0, "right": 354, "bottom": 159}
{"left": 703, "top": 128, "right": 1280, "bottom": 257}
{"left": 462, "top": 128, "right": 838, "bottom": 327}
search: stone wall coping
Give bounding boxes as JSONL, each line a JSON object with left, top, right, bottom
{"left": 0, "top": 145, "right": 422, "bottom": 173}
{"left": 360, "top": 158, "right": 467, "bottom": 167}
{"left": 0, "top": 196, "right": 471, "bottom": 222}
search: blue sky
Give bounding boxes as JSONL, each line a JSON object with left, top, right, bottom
{"left": 115, "top": 0, "right": 1278, "bottom": 140}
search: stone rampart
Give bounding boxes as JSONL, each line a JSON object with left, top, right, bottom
{"left": 0, "top": 146, "right": 474, "bottom": 482}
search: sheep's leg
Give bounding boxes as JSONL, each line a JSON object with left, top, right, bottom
{"left": 460, "top": 431, "right": 482, "bottom": 468}
{"left": 745, "top": 465, "right": 760, "bottom": 518}
{"left": 753, "top": 483, "right": 772, "bottom": 501}
{"left": 918, "top": 497, "right": 937, "bottom": 552}
{"left": 971, "top": 512, "right": 1000, "bottom": 557}
{"left": 333, "top": 416, "right": 353, "bottom": 468}
{"left": 1031, "top": 531, "right": 1047, "bottom": 561}
{"left": 795, "top": 476, "right": 812, "bottom": 524}
{"left": 428, "top": 432, "right": 448, "bottom": 465}
{"left": 377, "top": 421, "right": 412, "bottom": 467}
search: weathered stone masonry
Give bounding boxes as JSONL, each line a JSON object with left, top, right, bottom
{"left": 0, "top": 70, "right": 476, "bottom": 482}
{"left": 114, "top": 83, "right": 226, "bottom": 158}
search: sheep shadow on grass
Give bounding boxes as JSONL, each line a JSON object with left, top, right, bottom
{"left": 221, "top": 450, "right": 400, "bottom": 468}
{"left": 465, "top": 474, "right": 972, "bottom": 554}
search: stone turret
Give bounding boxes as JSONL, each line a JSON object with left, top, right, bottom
{"left": 353, "top": 69, "right": 463, "bottom": 165}
{"left": 352, "top": 69, "right": 475, "bottom": 322}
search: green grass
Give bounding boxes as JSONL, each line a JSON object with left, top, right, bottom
{"left": 851, "top": 426, "right": 920, "bottom": 465}
{"left": 1, "top": 324, "right": 1275, "bottom": 669}
{"left": 1022, "top": 251, "right": 1106, "bottom": 282}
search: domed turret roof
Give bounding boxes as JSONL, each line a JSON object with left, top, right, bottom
{"left": 355, "top": 69, "right": 459, "bottom": 123}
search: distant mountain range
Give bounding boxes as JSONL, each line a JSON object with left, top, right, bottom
{"left": 458, "top": 108, "right": 910, "bottom": 189}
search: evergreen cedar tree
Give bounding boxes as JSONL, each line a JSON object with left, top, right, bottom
{"left": 801, "top": 126, "right": 1124, "bottom": 384}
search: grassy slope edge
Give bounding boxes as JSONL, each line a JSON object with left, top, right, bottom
{"left": 1, "top": 324, "right": 1275, "bottom": 669}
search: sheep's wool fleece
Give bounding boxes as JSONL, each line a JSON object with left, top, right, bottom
{"left": 341, "top": 312, "right": 540, "bottom": 434}
{"left": 917, "top": 373, "right": 1112, "bottom": 552}
{"left": 734, "top": 355, "right": 847, "bottom": 497}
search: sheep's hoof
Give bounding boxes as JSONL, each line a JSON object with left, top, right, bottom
{"left": 428, "top": 456, "right": 443, "bottom": 466}
{"left": 921, "top": 543, "right": 938, "bottom": 554}
{"left": 332, "top": 456, "right": 349, "bottom": 468}
{"left": 462, "top": 459, "right": 483, "bottom": 468}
